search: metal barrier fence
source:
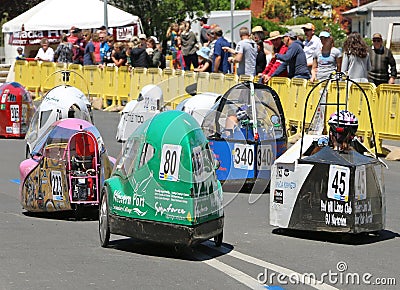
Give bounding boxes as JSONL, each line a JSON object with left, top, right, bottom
{"left": 14, "top": 60, "right": 400, "bottom": 154}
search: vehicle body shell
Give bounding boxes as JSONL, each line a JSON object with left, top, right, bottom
{"left": 270, "top": 135, "right": 385, "bottom": 233}
{"left": 19, "top": 118, "right": 114, "bottom": 212}
{"left": 176, "top": 92, "right": 221, "bottom": 125}
{"left": 102, "top": 110, "right": 224, "bottom": 246}
{"left": 116, "top": 84, "right": 162, "bottom": 142}
{"left": 0, "top": 82, "right": 35, "bottom": 138}
{"left": 25, "top": 85, "right": 92, "bottom": 156}
{"left": 201, "top": 82, "right": 287, "bottom": 191}
{"left": 269, "top": 75, "right": 385, "bottom": 234}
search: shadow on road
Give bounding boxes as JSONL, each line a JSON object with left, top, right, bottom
{"left": 22, "top": 208, "right": 98, "bottom": 221}
{"left": 105, "top": 237, "right": 234, "bottom": 261}
{"left": 272, "top": 228, "right": 399, "bottom": 245}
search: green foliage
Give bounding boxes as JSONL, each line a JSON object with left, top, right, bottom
{"left": 261, "top": 0, "right": 291, "bottom": 22}
{"left": 263, "top": 0, "right": 352, "bottom": 23}
{"left": 251, "top": 17, "right": 287, "bottom": 34}
{"left": 285, "top": 16, "right": 314, "bottom": 26}
{"left": 284, "top": 16, "right": 347, "bottom": 48}
{"left": 0, "top": 0, "right": 42, "bottom": 47}
{"left": 108, "top": 0, "right": 252, "bottom": 46}
{"left": 0, "top": 13, "right": 9, "bottom": 47}
{"left": 364, "top": 38, "right": 372, "bottom": 47}
{"left": 0, "top": 0, "right": 42, "bottom": 21}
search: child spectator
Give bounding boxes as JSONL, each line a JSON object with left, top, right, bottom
{"left": 194, "top": 47, "right": 212, "bottom": 72}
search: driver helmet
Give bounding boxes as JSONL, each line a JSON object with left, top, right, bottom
{"left": 328, "top": 110, "right": 358, "bottom": 143}
{"left": 236, "top": 105, "right": 250, "bottom": 121}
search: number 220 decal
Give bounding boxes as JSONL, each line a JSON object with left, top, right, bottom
{"left": 51, "top": 171, "right": 63, "bottom": 196}
{"left": 159, "top": 144, "right": 182, "bottom": 182}
{"left": 327, "top": 165, "right": 350, "bottom": 202}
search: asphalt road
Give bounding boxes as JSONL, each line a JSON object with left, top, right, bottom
{"left": 0, "top": 110, "right": 399, "bottom": 290}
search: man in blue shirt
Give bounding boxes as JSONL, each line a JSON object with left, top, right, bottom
{"left": 99, "top": 32, "right": 109, "bottom": 64}
{"left": 212, "top": 27, "right": 231, "bottom": 73}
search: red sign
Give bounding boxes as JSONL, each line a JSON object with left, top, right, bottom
{"left": 9, "top": 30, "right": 65, "bottom": 46}
{"left": 115, "top": 25, "right": 139, "bottom": 41}
{"left": 9, "top": 24, "right": 140, "bottom": 46}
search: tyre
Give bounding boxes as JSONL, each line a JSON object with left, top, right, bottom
{"left": 99, "top": 187, "right": 110, "bottom": 247}
{"left": 73, "top": 204, "right": 84, "bottom": 220}
{"left": 214, "top": 231, "right": 223, "bottom": 247}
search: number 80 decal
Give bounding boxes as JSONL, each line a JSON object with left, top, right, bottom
{"left": 159, "top": 144, "right": 182, "bottom": 182}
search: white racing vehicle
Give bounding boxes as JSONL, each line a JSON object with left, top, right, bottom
{"left": 25, "top": 71, "right": 93, "bottom": 158}
{"left": 116, "top": 83, "right": 221, "bottom": 142}
{"left": 270, "top": 73, "right": 386, "bottom": 235}
{"left": 176, "top": 91, "right": 221, "bottom": 125}
{"left": 116, "top": 84, "right": 163, "bottom": 142}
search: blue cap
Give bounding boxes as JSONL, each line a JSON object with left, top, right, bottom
{"left": 196, "top": 46, "right": 211, "bottom": 59}
{"left": 319, "top": 31, "right": 331, "bottom": 38}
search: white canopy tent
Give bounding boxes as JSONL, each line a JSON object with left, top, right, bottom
{"left": 2, "top": 0, "right": 142, "bottom": 63}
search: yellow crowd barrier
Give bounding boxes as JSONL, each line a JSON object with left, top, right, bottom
{"left": 83, "top": 65, "right": 104, "bottom": 99}
{"left": 116, "top": 65, "right": 130, "bottom": 106}
{"left": 375, "top": 84, "right": 400, "bottom": 149}
{"left": 102, "top": 66, "right": 117, "bottom": 109}
{"left": 40, "top": 62, "right": 56, "bottom": 94}
{"left": 13, "top": 61, "right": 400, "bottom": 154}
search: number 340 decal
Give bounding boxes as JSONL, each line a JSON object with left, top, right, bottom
{"left": 233, "top": 144, "right": 274, "bottom": 170}
{"left": 327, "top": 165, "right": 350, "bottom": 202}
{"left": 233, "top": 144, "right": 254, "bottom": 170}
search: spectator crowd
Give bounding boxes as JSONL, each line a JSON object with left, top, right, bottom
{"left": 23, "top": 19, "right": 396, "bottom": 87}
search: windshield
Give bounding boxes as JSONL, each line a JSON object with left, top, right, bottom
{"left": 25, "top": 110, "right": 40, "bottom": 143}
{"left": 201, "top": 83, "right": 284, "bottom": 140}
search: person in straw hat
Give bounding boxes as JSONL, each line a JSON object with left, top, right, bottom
{"left": 259, "top": 31, "right": 288, "bottom": 83}
{"left": 252, "top": 25, "right": 265, "bottom": 42}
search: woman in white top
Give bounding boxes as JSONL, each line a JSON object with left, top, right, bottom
{"left": 35, "top": 38, "right": 54, "bottom": 62}
{"left": 310, "top": 30, "right": 342, "bottom": 82}
{"left": 341, "top": 32, "right": 371, "bottom": 83}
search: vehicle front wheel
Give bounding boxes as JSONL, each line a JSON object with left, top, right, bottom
{"left": 99, "top": 187, "right": 110, "bottom": 247}
{"left": 214, "top": 231, "right": 223, "bottom": 247}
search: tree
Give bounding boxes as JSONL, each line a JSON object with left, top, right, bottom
{"left": 1, "top": 1, "right": 43, "bottom": 46}
{"left": 261, "top": 0, "right": 352, "bottom": 22}
{"left": 107, "top": 0, "right": 250, "bottom": 46}
{"left": 0, "top": 0, "right": 42, "bottom": 21}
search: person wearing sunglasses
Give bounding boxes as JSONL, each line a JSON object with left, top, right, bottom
{"left": 368, "top": 33, "right": 397, "bottom": 86}
{"left": 83, "top": 31, "right": 97, "bottom": 65}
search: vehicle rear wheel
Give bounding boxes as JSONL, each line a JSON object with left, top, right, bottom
{"left": 214, "top": 231, "right": 223, "bottom": 247}
{"left": 99, "top": 187, "right": 110, "bottom": 247}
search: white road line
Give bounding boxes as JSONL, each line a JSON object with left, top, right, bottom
{"left": 192, "top": 251, "right": 264, "bottom": 289}
{"left": 202, "top": 241, "right": 339, "bottom": 290}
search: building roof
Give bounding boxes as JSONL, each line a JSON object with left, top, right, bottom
{"left": 342, "top": 0, "right": 400, "bottom": 15}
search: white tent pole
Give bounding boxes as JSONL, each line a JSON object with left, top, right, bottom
{"left": 230, "top": 0, "right": 235, "bottom": 48}
{"left": 104, "top": 0, "right": 109, "bottom": 29}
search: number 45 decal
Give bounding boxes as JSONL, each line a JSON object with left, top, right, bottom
{"left": 327, "top": 165, "right": 350, "bottom": 202}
